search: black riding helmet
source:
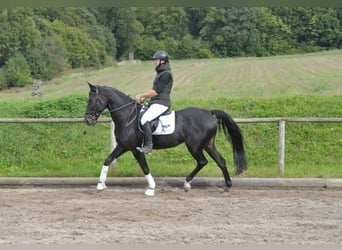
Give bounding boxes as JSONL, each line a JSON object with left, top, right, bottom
{"left": 152, "top": 50, "right": 169, "bottom": 63}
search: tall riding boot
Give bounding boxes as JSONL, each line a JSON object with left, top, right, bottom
{"left": 137, "top": 122, "right": 153, "bottom": 154}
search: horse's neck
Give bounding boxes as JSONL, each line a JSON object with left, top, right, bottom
{"left": 106, "top": 89, "right": 130, "bottom": 108}
{"left": 107, "top": 92, "right": 136, "bottom": 126}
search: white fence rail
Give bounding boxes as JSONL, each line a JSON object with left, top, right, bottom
{"left": 1, "top": 117, "right": 342, "bottom": 174}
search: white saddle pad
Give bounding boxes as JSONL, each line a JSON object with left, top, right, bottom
{"left": 152, "top": 111, "right": 175, "bottom": 135}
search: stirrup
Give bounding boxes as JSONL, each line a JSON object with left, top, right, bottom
{"left": 136, "top": 145, "right": 152, "bottom": 154}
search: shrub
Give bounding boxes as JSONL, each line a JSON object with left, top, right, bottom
{"left": 5, "top": 54, "right": 32, "bottom": 87}
{"left": 20, "top": 94, "right": 87, "bottom": 118}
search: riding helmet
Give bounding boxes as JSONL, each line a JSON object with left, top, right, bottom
{"left": 152, "top": 51, "right": 169, "bottom": 62}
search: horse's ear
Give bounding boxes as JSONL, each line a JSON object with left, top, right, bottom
{"left": 87, "top": 81, "right": 94, "bottom": 89}
{"left": 87, "top": 81, "right": 99, "bottom": 94}
{"left": 87, "top": 81, "right": 97, "bottom": 92}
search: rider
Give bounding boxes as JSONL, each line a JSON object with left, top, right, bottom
{"left": 135, "top": 50, "right": 173, "bottom": 154}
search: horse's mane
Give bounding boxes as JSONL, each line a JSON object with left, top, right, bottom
{"left": 99, "top": 85, "right": 134, "bottom": 103}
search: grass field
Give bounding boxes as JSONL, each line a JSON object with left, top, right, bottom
{"left": 0, "top": 50, "right": 341, "bottom": 178}
{"left": 1, "top": 50, "right": 341, "bottom": 101}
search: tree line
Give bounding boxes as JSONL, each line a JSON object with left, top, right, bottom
{"left": 0, "top": 7, "right": 341, "bottom": 89}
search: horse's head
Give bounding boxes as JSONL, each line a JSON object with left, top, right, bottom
{"left": 85, "top": 82, "right": 107, "bottom": 125}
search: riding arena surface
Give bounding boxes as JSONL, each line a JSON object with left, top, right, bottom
{"left": 0, "top": 185, "right": 341, "bottom": 245}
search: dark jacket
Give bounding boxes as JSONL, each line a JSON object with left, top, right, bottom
{"left": 150, "top": 62, "right": 173, "bottom": 107}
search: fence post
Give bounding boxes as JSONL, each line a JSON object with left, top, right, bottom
{"left": 278, "top": 120, "right": 286, "bottom": 175}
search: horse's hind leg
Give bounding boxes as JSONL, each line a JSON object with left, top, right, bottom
{"left": 205, "top": 144, "right": 232, "bottom": 192}
{"left": 184, "top": 146, "right": 208, "bottom": 192}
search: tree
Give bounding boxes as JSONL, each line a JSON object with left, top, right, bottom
{"left": 307, "top": 8, "right": 342, "bottom": 48}
{"left": 50, "top": 20, "right": 107, "bottom": 68}
{"left": 200, "top": 7, "right": 260, "bottom": 57}
{"left": 137, "top": 7, "right": 188, "bottom": 41}
{"left": 26, "top": 36, "right": 67, "bottom": 79}
{"left": 135, "top": 36, "right": 165, "bottom": 60}
{"left": 185, "top": 7, "right": 210, "bottom": 38}
{"left": 255, "top": 7, "right": 292, "bottom": 56}
{"left": 0, "top": 8, "right": 40, "bottom": 66}
{"left": 97, "top": 7, "right": 143, "bottom": 60}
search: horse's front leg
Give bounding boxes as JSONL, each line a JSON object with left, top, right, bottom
{"left": 97, "top": 145, "right": 127, "bottom": 191}
{"left": 132, "top": 150, "right": 155, "bottom": 196}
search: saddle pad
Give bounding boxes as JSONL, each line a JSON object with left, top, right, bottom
{"left": 152, "top": 111, "right": 175, "bottom": 135}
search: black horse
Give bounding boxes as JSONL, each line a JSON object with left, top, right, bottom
{"left": 85, "top": 83, "right": 247, "bottom": 195}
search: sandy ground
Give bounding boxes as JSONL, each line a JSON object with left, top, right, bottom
{"left": 0, "top": 186, "right": 341, "bottom": 245}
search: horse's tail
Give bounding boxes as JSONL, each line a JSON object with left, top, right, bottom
{"left": 211, "top": 110, "right": 247, "bottom": 175}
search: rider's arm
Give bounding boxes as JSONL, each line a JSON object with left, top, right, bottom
{"left": 135, "top": 89, "right": 158, "bottom": 103}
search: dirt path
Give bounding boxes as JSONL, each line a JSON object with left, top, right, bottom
{"left": 0, "top": 186, "right": 341, "bottom": 244}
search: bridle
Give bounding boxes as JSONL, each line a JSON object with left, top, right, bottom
{"left": 86, "top": 86, "right": 138, "bottom": 127}
{"left": 85, "top": 87, "right": 105, "bottom": 121}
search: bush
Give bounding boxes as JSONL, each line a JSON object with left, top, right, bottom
{"left": 197, "top": 47, "right": 214, "bottom": 58}
{"left": 20, "top": 94, "right": 87, "bottom": 118}
{"left": 5, "top": 54, "right": 32, "bottom": 88}
{"left": 193, "top": 40, "right": 214, "bottom": 58}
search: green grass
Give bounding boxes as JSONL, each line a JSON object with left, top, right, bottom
{"left": 0, "top": 50, "right": 341, "bottom": 178}
{"left": 1, "top": 50, "right": 341, "bottom": 102}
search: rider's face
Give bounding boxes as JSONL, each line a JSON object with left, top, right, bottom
{"left": 154, "top": 59, "right": 161, "bottom": 66}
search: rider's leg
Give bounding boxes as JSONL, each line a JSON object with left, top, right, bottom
{"left": 137, "top": 104, "right": 168, "bottom": 154}
{"left": 137, "top": 121, "right": 153, "bottom": 153}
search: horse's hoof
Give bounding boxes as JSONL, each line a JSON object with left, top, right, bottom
{"left": 184, "top": 182, "right": 191, "bottom": 192}
{"left": 224, "top": 186, "right": 230, "bottom": 192}
{"left": 97, "top": 182, "right": 107, "bottom": 191}
{"left": 145, "top": 188, "right": 155, "bottom": 196}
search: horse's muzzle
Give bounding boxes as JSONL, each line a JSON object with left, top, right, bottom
{"left": 85, "top": 114, "right": 97, "bottom": 126}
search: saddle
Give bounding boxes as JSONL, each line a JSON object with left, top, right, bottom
{"left": 138, "top": 104, "right": 175, "bottom": 135}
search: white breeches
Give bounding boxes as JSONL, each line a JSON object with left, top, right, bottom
{"left": 140, "top": 104, "right": 168, "bottom": 125}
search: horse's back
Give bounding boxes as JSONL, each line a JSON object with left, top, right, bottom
{"left": 176, "top": 107, "right": 212, "bottom": 117}
{"left": 175, "top": 107, "right": 217, "bottom": 129}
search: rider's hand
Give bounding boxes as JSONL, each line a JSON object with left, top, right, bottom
{"left": 135, "top": 95, "right": 145, "bottom": 104}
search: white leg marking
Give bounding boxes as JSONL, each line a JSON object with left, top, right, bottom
{"left": 184, "top": 181, "right": 191, "bottom": 192}
{"left": 144, "top": 188, "right": 155, "bottom": 196}
{"left": 96, "top": 182, "right": 107, "bottom": 191}
{"left": 144, "top": 173, "right": 156, "bottom": 196}
{"left": 97, "top": 165, "right": 109, "bottom": 191}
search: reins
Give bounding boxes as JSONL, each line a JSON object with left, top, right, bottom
{"left": 103, "top": 100, "right": 138, "bottom": 128}
{"left": 107, "top": 101, "right": 136, "bottom": 113}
